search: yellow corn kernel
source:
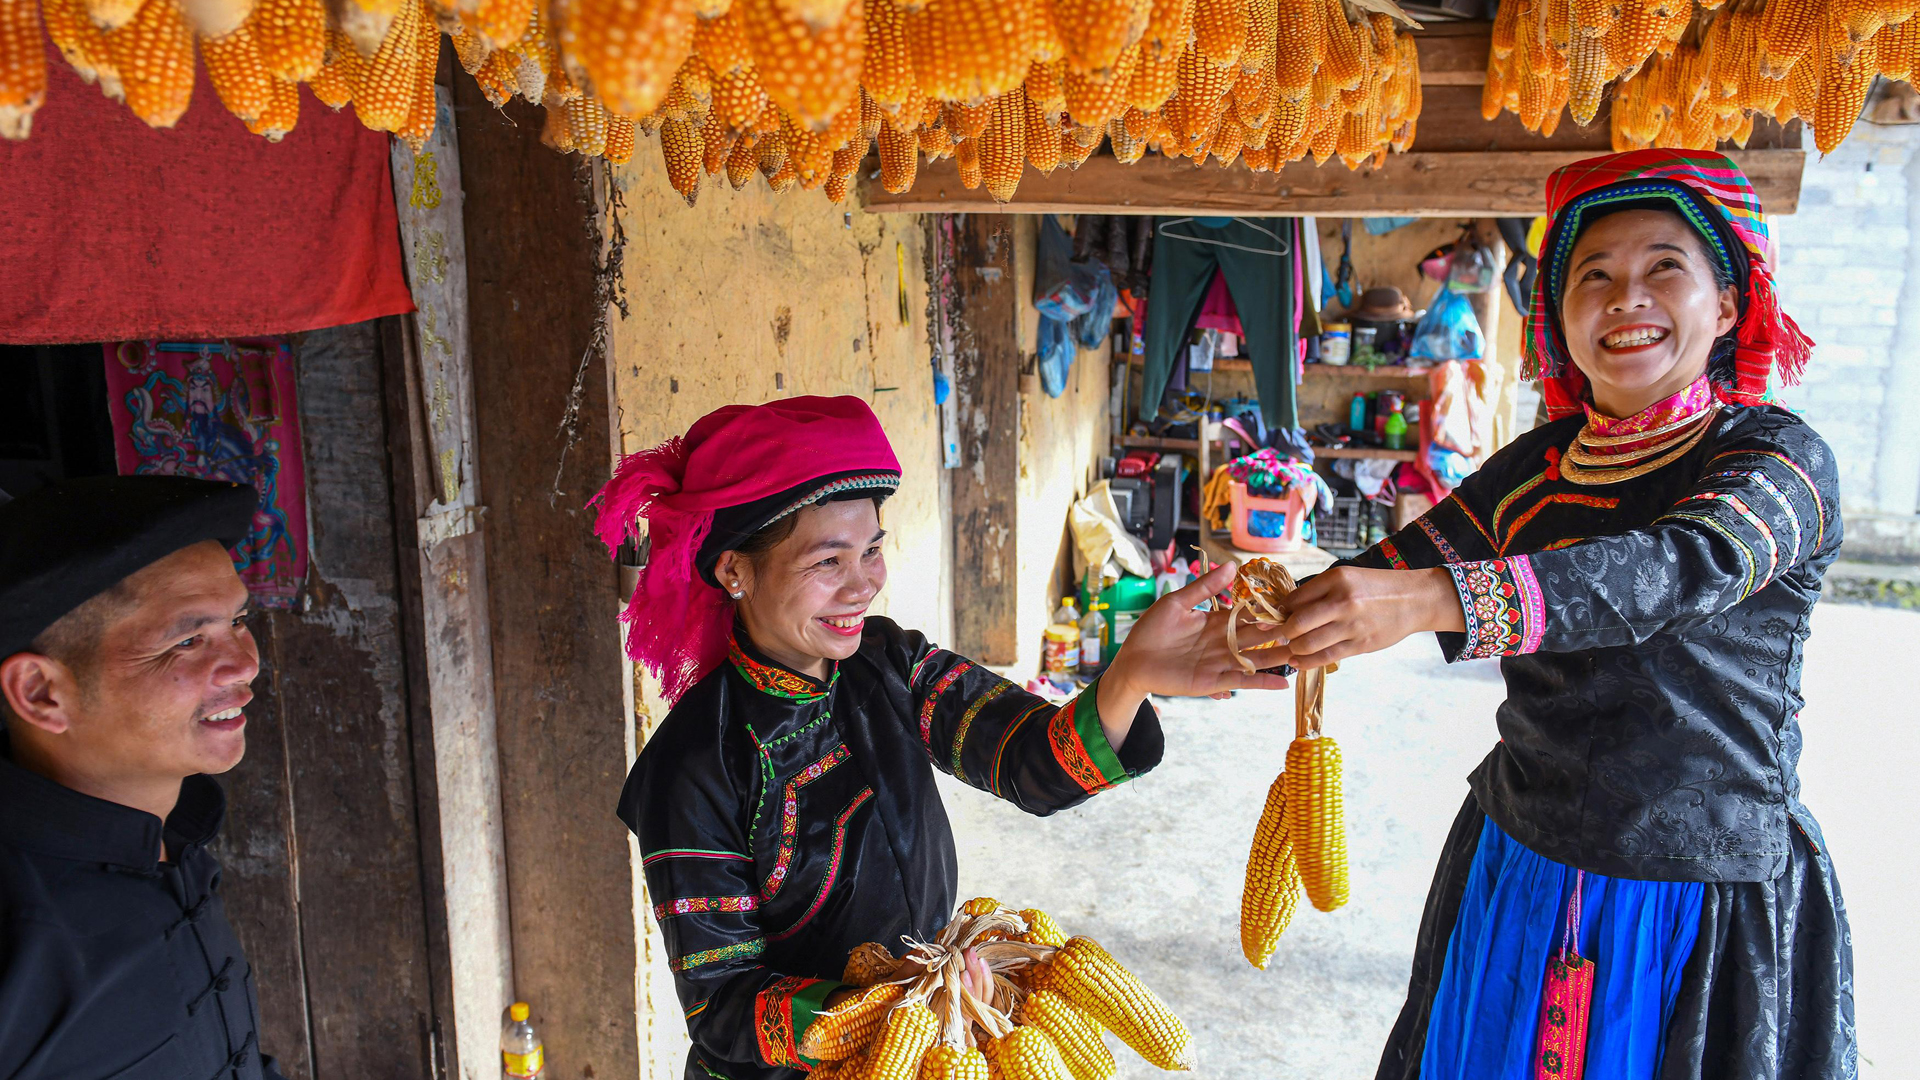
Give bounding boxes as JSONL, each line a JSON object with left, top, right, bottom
{"left": 741, "top": 0, "right": 862, "bottom": 128}
{"left": 1816, "top": 30, "right": 1874, "bottom": 152}
{"left": 1172, "top": 39, "right": 1232, "bottom": 137}
{"left": 1242, "top": 0, "right": 1275, "bottom": 71}
{"left": 695, "top": 5, "right": 752, "bottom": 73}
{"left": 1319, "top": 0, "right": 1363, "bottom": 89}
{"left": 1760, "top": 0, "right": 1822, "bottom": 76}
{"left": 661, "top": 115, "right": 704, "bottom": 203}
{"left": 1045, "top": 938, "right": 1192, "bottom": 1072}
{"left": 1211, "top": 113, "right": 1246, "bottom": 161}
{"left": 1243, "top": 136, "right": 1277, "bottom": 167}
{"left": 702, "top": 108, "right": 736, "bottom": 170}
{"left": 878, "top": 111, "right": 920, "bottom": 189}
{"left": 1282, "top": 733, "right": 1348, "bottom": 913}
{"left": 43, "top": 0, "right": 122, "bottom": 97}
{"left": 919, "top": 1045, "right": 991, "bottom": 1080}
{"left": 841, "top": 941, "right": 895, "bottom": 988}
{"left": 713, "top": 64, "right": 769, "bottom": 127}
{"left": 945, "top": 96, "right": 991, "bottom": 136}
{"left": 978, "top": 89, "right": 1026, "bottom": 201}
{"left": 777, "top": 0, "right": 854, "bottom": 32}
{"left": 471, "top": 0, "right": 530, "bottom": 46}
{"left": 349, "top": 0, "right": 418, "bottom": 130}
{"left": 1062, "top": 41, "right": 1137, "bottom": 124}
{"left": 1138, "top": 0, "right": 1189, "bottom": 60}
{"left": 1191, "top": 0, "right": 1245, "bottom": 68}
{"left": 1016, "top": 991, "right": 1113, "bottom": 1080}
{"left": 1019, "top": 907, "right": 1069, "bottom": 947}
{"left": 201, "top": 22, "right": 272, "bottom": 121}
{"left": 605, "top": 111, "right": 637, "bottom": 162}
{"left": 1060, "top": 121, "right": 1097, "bottom": 164}
{"left": 908, "top": 0, "right": 1032, "bottom": 103}
{"left": 1877, "top": 14, "right": 1919, "bottom": 80}
{"left": 470, "top": 43, "right": 517, "bottom": 105}
{"left": 955, "top": 129, "right": 983, "bottom": 186}
{"left": 1574, "top": 0, "right": 1618, "bottom": 36}
{"left": 804, "top": 983, "right": 907, "bottom": 1061}
{"left": 863, "top": 0, "right": 916, "bottom": 110}
{"left": 1239, "top": 771, "right": 1302, "bottom": 968}
{"left": 0, "top": 0, "right": 46, "bottom": 138}
{"left": 868, "top": 1002, "right": 939, "bottom": 1080}
{"left": 565, "top": 0, "right": 695, "bottom": 118}
{"left": 1125, "top": 39, "right": 1178, "bottom": 107}
{"left": 1049, "top": 0, "right": 1149, "bottom": 80}
{"left": 243, "top": 72, "right": 298, "bottom": 138}
{"left": 105, "top": 0, "right": 196, "bottom": 127}
{"left": 984, "top": 1028, "right": 1074, "bottom": 1080}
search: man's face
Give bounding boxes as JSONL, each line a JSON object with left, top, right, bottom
{"left": 68, "top": 541, "right": 259, "bottom": 780}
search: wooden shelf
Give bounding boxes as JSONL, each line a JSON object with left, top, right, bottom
{"left": 1305, "top": 364, "right": 1431, "bottom": 379}
{"left": 1315, "top": 446, "right": 1419, "bottom": 461}
{"left": 1117, "top": 435, "right": 1200, "bottom": 451}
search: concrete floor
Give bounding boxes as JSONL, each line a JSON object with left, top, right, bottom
{"left": 942, "top": 601, "right": 1920, "bottom": 1079}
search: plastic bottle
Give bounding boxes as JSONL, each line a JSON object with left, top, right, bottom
{"left": 1348, "top": 393, "right": 1368, "bottom": 435}
{"left": 1078, "top": 601, "right": 1109, "bottom": 677}
{"left": 1384, "top": 407, "right": 1408, "bottom": 451}
{"left": 1053, "top": 596, "right": 1080, "bottom": 626}
{"left": 503, "top": 1003, "right": 544, "bottom": 1079}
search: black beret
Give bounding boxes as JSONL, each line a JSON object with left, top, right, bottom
{"left": 0, "top": 476, "right": 259, "bottom": 660}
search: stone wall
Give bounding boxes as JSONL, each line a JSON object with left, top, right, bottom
{"left": 1771, "top": 121, "right": 1920, "bottom": 557}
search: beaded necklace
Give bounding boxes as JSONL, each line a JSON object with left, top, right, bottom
{"left": 1560, "top": 377, "right": 1718, "bottom": 486}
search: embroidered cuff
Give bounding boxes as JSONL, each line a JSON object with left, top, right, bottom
{"left": 1444, "top": 556, "right": 1545, "bottom": 661}
{"left": 1046, "top": 680, "right": 1134, "bottom": 795}
{"left": 756, "top": 976, "right": 842, "bottom": 1069}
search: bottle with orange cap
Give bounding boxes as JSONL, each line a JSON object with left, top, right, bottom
{"left": 502, "top": 1002, "right": 544, "bottom": 1079}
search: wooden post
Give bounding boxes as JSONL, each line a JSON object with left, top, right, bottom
{"left": 456, "top": 87, "right": 640, "bottom": 1079}
{"left": 946, "top": 214, "right": 1022, "bottom": 665}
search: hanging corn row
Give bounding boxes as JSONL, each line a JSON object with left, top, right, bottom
{"left": 0, "top": 0, "right": 1419, "bottom": 202}
{"left": 811, "top": 900, "right": 1194, "bottom": 1078}
{"left": 1226, "top": 558, "right": 1348, "bottom": 971}
{"left": 1483, "top": 0, "right": 1920, "bottom": 157}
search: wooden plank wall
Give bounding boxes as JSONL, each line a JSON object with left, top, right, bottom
{"left": 456, "top": 87, "right": 641, "bottom": 1080}
{"left": 946, "top": 214, "right": 1023, "bottom": 665}
{"left": 216, "top": 320, "right": 440, "bottom": 1079}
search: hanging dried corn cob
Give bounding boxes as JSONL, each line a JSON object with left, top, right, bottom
{"left": 0, "top": 0, "right": 48, "bottom": 138}
{"left": 106, "top": 0, "right": 198, "bottom": 126}
{"left": 202, "top": 22, "right": 274, "bottom": 122}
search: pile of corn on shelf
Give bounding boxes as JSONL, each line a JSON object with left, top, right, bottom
{"left": 1485, "top": 0, "right": 1920, "bottom": 155}
{"left": 809, "top": 898, "right": 1193, "bottom": 1079}
{"left": 1226, "top": 558, "right": 1350, "bottom": 970}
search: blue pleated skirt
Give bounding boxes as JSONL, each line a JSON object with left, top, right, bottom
{"left": 1418, "top": 818, "right": 1706, "bottom": 1080}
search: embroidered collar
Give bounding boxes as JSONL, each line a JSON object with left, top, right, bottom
{"left": 1580, "top": 376, "right": 1715, "bottom": 456}
{"left": 728, "top": 634, "right": 837, "bottom": 704}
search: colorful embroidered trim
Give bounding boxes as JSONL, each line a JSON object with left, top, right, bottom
{"left": 1046, "top": 686, "right": 1131, "bottom": 795}
{"left": 1417, "top": 515, "right": 1464, "bottom": 564}
{"left": 1446, "top": 556, "right": 1543, "bottom": 660}
{"left": 730, "top": 638, "right": 837, "bottom": 703}
{"left": 1713, "top": 449, "right": 1826, "bottom": 548}
{"left": 770, "top": 787, "right": 875, "bottom": 943}
{"left": 1710, "top": 469, "right": 1803, "bottom": 556}
{"left": 1501, "top": 492, "right": 1620, "bottom": 554}
{"left": 1492, "top": 471, "right": 1552, "bottom": 537}
{"left": 918, "top": 662, "right": 973, "bottom": 750}
{"left": 670, "top": 937, "right": 766, "bottom": 971}
{"left": 1454, "top": 499, "right": 1499, "bottom": 551}
{"left": 910, "top": 648, "right": 948, "bottom": 686}
{"left": 1661, "top": 507, "right": 1761, "bottom": 600}
{"left": 1379, "top": 537, "right": 1409, "bottom": 570}
{"left": 756, "top": 976, "right": 830, "bottom": 1069}
{"left": 643, "top": 848, "right": 753, "bottom": 866}
{"left": 765, "top": 473, "right": 900, "bottom": 529}
{"left": 686, "top": 1000, "right": 710, "bottom": 1020}
{"left": 654, "top": 895, "right": 760, "bottom": 920}
{"left": 951, "top": 681, "right": 1012, "bottom": 783}
{"left": 1681, "top": 490, "right": 1780, "bottom": 580}
{"left": 764, "top": 745, "right": 852, "bottom": 899}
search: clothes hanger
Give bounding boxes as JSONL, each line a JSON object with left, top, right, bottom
{"left": 1159, "top": 217, "right": 1292, "bottom": 257}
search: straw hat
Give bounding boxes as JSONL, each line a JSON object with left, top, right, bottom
{"left": 1354, "top": 286, "right": 1414, "bottom": 322}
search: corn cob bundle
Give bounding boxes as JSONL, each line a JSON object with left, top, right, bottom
{"left": 1238, "top": 771, "right": 1301, "bottom": 968}
{"left": 105, "top": 0, "right": 198, "bottom": 126}
{"left": 821, "top": 902, "right": 1181, "bottom": 1079}
{"left": 1283, "top": 663, "right": 1348, "bottom": 913}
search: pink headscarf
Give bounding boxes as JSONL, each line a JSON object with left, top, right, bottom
{"left": 590, "top": 396, "right": 902, "bottom": 702}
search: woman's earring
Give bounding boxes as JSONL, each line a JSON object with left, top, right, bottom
{"left": 730, "top": 582, "right": 744, "bottom": 599}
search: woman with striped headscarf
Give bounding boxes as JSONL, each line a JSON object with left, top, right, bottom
{"left": 1277, "top": 150, "right": 1854, "bottom": 1078}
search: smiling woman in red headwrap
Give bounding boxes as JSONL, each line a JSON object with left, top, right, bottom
{"left": 594, "top": 395, "right": 1288, "bottom": 1080}
{"left": 1273, "top": 150, "right": 1853, "bottom": 1079}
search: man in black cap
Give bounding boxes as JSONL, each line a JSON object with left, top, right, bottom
{"left": 0, "top": 475, "right": 285, "bottom": 1079}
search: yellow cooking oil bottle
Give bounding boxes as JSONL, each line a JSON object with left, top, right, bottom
{"left": 502, "top": 1002, "right": 544, "bottom": 1079}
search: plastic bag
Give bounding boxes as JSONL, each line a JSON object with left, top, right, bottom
{"left": 1069, "top": 259, "right": 1117, "bottom": 350}
{"left": 1446, "top": 243, "right": 1498, "bottom": 294}
{"left": 1037, "top": 315, "right": 1073, "bottom": 397}
{"left": 1408, "top": 289, "right": 1485, "bottom": 363}
{"left": 1035, "top": 216, "right": 1090, "bottom": 320}
{"left": 1069, "top": 481, "right": 1154, "bottom": 582}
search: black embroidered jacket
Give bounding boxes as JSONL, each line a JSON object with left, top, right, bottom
{"left": 617, "top": 619, "right": 1164, "bottom": 1080}
{"left": 1349, "top": 403, "right": 1841, "bottom": 883}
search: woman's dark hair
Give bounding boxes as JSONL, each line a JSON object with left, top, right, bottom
{"left": 728, "top": 495, "right": 887, "bottom": 570}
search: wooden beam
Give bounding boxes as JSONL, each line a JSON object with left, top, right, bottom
{"left": 859, "top": 149, "right": 1806, "bottom": 216}
{"left": 1411, "top": 20, "right": 1491, "bottom": 85}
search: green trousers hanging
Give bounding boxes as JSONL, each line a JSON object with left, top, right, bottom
{"left": 1140, "top": 217, "right": 1299, "bottom": 431}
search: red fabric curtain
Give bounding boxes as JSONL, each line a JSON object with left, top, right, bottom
{"left": 0, "top": 62, "right": 414, "bottom": 345}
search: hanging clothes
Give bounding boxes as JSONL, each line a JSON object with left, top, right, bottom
{"left": 1141, "top": 217, "right": 1300, "bottom": 433}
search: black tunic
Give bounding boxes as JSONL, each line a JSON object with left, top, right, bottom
{"left": 617, "top": 619, "right": 1164, "bottom": 1080}
{"left": 0, "top": 749, "right": 283, "bottom": 1080}
{"left": 1355, "top": 403, "right": 1855, "bottom": 1078}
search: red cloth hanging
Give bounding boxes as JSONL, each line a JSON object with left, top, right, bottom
{"left": 0, "top": 62, "right": 413, "bottom": 345}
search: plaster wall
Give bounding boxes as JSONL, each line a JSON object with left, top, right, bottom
{"left": 602, "top": 158, "right": 951, "bottom": 1077}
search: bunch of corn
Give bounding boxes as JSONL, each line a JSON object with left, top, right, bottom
{"left": 1228, "top": 557, "right": 1349, "bottom": 970}
{"left": 1481, "top": 0, "right": 1917, "bottom": 157}
{"left": 808, "top": 900, "right": 1190, "bottom": 1077}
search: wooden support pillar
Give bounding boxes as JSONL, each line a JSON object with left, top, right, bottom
{"left": 456, "top": 87, "right": 639, "bottom": 1079}
{"left": 945, "top": 214, "right": 1021, "bottom": 665}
